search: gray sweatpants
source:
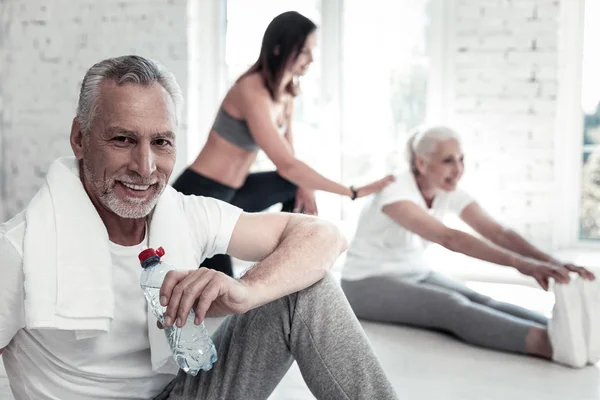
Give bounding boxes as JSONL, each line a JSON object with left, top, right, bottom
{"left": 154, "top": 274, "right": 398, "bottom": 400}
{"left": 341, "top": 271, "right": 548, "bottom": 354}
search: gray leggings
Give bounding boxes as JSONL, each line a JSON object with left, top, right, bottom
{"left": 341, "top": 272, "right": 548, "bottom": 354}
{"left": 155, "top": 274, "right": 398, "bottom": 400}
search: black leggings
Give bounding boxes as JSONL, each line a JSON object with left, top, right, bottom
{"left": 172, "top": 169, "right": 298, "bottom": 276}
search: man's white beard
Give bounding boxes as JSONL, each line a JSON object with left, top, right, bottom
{"left": 82, "top": 162, "right": 163, "bottom": 219}
{"left": 102, "top": 189, "right": 159, "bottom": 219}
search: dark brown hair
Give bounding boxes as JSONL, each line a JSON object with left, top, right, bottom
{"left": 239, "top": 11, "right": 317, "bottom": 101}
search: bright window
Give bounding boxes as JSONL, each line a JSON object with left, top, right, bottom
{"left": 579, "top": 0, "right": 600, "bottom": 240}
{"left": 340, "top": 0, "right": 432, "bottom": 228}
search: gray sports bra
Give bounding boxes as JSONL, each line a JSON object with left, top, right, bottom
{"left": 212, "top": 106, "right": 287, "bottom": 152}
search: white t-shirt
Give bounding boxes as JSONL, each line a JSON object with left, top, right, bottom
{"left": 0, "top": 195, "right": 242, "bottom": 400}
{"left": 342, "top": 170, "right": 474, "bottom": 281}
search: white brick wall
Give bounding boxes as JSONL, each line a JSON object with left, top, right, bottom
{"left": 449, "top": 0, "right": 561, "bottom": 249}
{"left": 0, "top": 0, "right": 189, "bottom": 221}
{"left": 0, "top": 0, "right": 571, "bottom": 251}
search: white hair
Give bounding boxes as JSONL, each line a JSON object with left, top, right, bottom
{"left": 76, "top": 55, "right": 183, "bottom": 134}
{"left": 406, "top": 126, "right": 461, "bottom": 175}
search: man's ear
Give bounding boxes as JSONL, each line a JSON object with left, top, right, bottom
{"left": 70, "top": 118, "right": 85, "bottom": 160}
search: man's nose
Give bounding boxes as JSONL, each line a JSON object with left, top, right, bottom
{"left": 129, "top": 142, "right": 156, "bottom": 178}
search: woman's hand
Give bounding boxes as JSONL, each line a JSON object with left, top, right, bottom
{"left": 554, "top": 262, "right": 596, "bottom": 281}
{"left": 294, "top": 187, "right": 318, "bottom": 215}
{"left": 355, "top": 175, "right": 395, "bottom": 198}
{"left": 515, "top": 258, "right": 571, "bottom": 291}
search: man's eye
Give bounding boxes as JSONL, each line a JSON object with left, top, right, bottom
{"left": 154, "top": 139, "right": 172, "bottom": 146}
{"left": 114, "top": 136, "right": 132, "bottom": 143}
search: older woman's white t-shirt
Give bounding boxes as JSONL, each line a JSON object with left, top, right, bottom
{"left": 342, "top": 170, "right": 474, "bottom": 281}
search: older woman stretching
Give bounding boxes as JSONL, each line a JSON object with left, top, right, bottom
{"left": 341, "top": 126, "right": 598, "bottom": 368}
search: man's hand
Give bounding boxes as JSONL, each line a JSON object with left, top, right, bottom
{"left": 159, "top": 268, "right": 251, "bottom": 328}
{"left": 294, "top": 187, "right": 318, "bottom": 215}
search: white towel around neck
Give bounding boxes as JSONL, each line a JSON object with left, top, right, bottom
{"left": 23, "top": 157, "right": 200, "bottom": 373}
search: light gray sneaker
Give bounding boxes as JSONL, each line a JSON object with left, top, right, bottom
{"left": 548, "top": 278, "right": 587, "bottom": 368}
{"left": 578, "top": 278, "right": 600, "bottom": 365}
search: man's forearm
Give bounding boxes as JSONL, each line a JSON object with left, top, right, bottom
{"left": 239, "top": 218, "right": 347, "bottom": 310}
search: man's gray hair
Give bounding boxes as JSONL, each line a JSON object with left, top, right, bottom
{"left": 76, "top": 55, "right": 183, "bottom": 134}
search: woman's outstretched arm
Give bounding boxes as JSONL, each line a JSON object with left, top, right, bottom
{"left": 239, "top": 81, "right": 393, "bottom": 198}
{"left": 382, "top": 200, "right": 573, "bottom": 290}
{"left": 460, "top": 202, "right": 595, "bottom": 280}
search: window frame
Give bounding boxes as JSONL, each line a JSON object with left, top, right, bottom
{"left": 553, "top": 0, "right": 588, "bottom": 249}
{"left": 185, "top": 0, "right": 228, "bottom": 166}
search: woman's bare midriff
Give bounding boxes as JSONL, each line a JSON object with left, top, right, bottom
{"left": 188, "top": 131, "right": 258, "bottom": 189}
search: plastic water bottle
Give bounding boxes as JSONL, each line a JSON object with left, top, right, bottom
{"left": 138, "top": 246, "right": 217, "bottom": 375}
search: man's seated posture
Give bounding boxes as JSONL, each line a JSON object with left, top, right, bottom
{"left": 0, "top": 56, "right": 398, "bottom": 400}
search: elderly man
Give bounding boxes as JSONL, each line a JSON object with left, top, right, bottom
{"left": 0, "top": 56, "right": 397, "bottom": 400}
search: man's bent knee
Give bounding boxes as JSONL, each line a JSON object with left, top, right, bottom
{"left": 294, "top": 273, "right": 346, "bottom": 309}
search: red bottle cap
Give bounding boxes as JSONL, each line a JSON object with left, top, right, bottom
{"left": 138, "top": 246, "right": 165, "bottom": 263}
